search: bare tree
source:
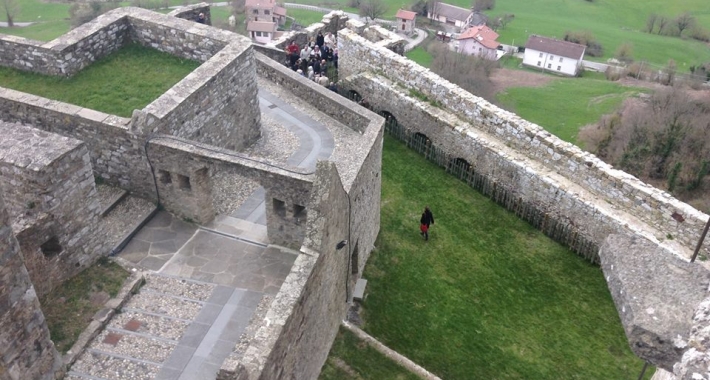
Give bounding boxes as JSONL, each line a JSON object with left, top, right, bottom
{"left": 1, "top": 0, "right": 19, "bottom": 27}
{"left": 426, "top": 0, "right": 440, "bottom": 18}
{"left": 675, "top": 12, "right": 695, "bottom": 35}
{"left": 656, "top": 15, "right": 669, "bottom": 34}
{"left": 498, "top": 13, "right": 514, "bottom": 29}
{"left": 359, "top": 0, "right": 387, "bottom": 22}
{"left": 645, "top": 13, "right": 657, "bottom": 33}
{"left": 662, "top": 59, "right": 677, "bottom": 85}
{"left": 427, "top": 43, "right": 497, "bottom": 102}
{"left": 614, "top": 42, "right": 633, "bottom": 63}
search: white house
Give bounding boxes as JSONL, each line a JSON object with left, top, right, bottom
{"left": 522, "top": 35, "right": 586, "bottom": 76}
{"left": 456, "top": 24, "right": 500, "bottom": 60}
{"left": 247, "top": 21, "right": 277, "bottom": 44}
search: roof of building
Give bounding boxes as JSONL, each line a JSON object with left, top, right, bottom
{"left": 274, "top": 6, "right": 287, "bottom": 16}
{"left": 247, "top": 21, "right": 276, "bottom": 32}
{"left": 525, "top": 35, "right": 586, "bottom": 59}
{"left": 245, "top": 0, "right": 274, "bottom": 9}
{"left": 395, "top": 9, "right": 417, "bottom": 21}
{"left": 457, "top": 24, "right": 499, "bottom": 49}
{"left": 432, "top": 2, "right": 471, "bottom": 22}
{"left": 469, "top": 11, "right": 488, "bottom": 26}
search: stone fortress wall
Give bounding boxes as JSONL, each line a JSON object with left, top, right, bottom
{"left": 0, "top": 123, "right": 105, "bottom": 297}
{"left": 0, "top": 6, "right": 384, "bottom": 380}
{"left": 0, "top": 194, "right": 62, "bottom": 380}
{"left": 336, "top": 24, "right": 710, "bottom": 377}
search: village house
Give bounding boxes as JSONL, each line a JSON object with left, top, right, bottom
{"left": 245, "top": 0, "right": 286, "bottom": 43}
{"left": 247, "top": 20, "right": 278, "bottom": 44}
{"left": 427, "top": 2, "right": 473, "bottom": 31}
{"left": 456, "top": 24, "right": 500, "bottom": 60}
{"left": 522, "top": 35, "right": 586, "bottom": 76}
{"left": 395, "top": 9, "right": 417, "bottom": 35}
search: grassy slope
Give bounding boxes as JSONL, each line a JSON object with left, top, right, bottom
{"left": 288, "top": 8, "right": 330, "bottom": 26}
{"left": 40, "top": 258, "right": 129, "bottom": 353}
{"left": 497, "top": 76, "right": 646, "bottom": 143}
{"left": 0, "top": 43, "right": 200, "bottom": 117}
{"left": 320, "top": 327, "right": 422, "bottom": 380}
{"left": 359, "top": 136, "right": 651, "bottom": 380}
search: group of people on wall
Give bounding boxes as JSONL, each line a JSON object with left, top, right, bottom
{"left": 285, "top": 31, "right": 339, "bottom": 92}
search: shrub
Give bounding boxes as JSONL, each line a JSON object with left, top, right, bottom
{"left": 689, "top": 26, "right": 710, "bottom": 42}
{"left": 564, "top": 30, "right": 603, "bottom": 57}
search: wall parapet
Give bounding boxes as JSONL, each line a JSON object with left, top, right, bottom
{"left": 338, "top": 28, "right": 709, "bottom": 259}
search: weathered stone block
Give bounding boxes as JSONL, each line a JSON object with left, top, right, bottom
{"left": 600, "top": 234, "right": 710, "bottom": 371}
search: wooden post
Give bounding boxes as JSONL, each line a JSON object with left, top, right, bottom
{"left": 691, "top": 216, "right": 710, "bottom": 263}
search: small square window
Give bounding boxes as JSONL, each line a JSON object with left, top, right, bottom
{"left": 559, "top": 57, "right": 563, "bottom": 63}
{"left": 557, "top": 66, "right": 561, "bottom": 71}
{"left": 255, "top": 31, "right": 262, "bottom": 37}
{"left": 264, "top": 10, "right": 270, "bottom": 14}
{"left": 273, "top": 199, "right": 286, "bottom": 217}
{"left": 539, "top": 52, "right": 543, "bottom": 58}
{"left": 158, "top": 169, "right": 172, "bottom": 184}
{"left": 547, "top": 63, "right": 551, "bottom": 69}
{"left": 41, "top": 236, "right": 62, "bottom": 258}
{"left": 537, "top": 61, "right": 541, "bottom": 66}
{"left": 252, "top": 9, "right": 258, "bottom": 14}
{"left": 177, "top": 174, "right": 191, "bottom": 191}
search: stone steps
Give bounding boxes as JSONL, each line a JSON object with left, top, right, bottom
{"left": 67, "top": 273, "right": 218, "bottom": 380}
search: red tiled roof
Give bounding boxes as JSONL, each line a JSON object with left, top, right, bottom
{"left": 396, "top": 9, "right": 416, "bottom": 21}
{"left": 247, "top": 21, "right": 276, "bottom": 32}
{"left": 525, "top": 35, "right": 586, "bottom": 59}
{"left": 457, "top": 25, "right": 499, "bottom": 49}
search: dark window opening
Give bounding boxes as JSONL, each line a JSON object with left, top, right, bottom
{"left": 41, "top": 236, "right": 62, "bottom": 258}
{"left": 273, "top": 198, "right": 286, "bottom": 217}
{"left": 293, "top": 204, "right": 307, "bottom": 219}
{"left": 177, "top": 174, "right": 191, "bottom": 190}
{"left": 158, "top": 169, "right": 172, "bottom": 184}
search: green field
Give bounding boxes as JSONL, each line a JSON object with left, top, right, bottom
{"left": 497, "top": 76, "right": 645, "bottom": 144}
{"left": 0, "top": 43, "right": 200, "bottom": 117}
{"left": 353, "top": 135, "right": 652, "bottom": 380}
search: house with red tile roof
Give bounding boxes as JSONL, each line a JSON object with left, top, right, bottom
{"left": 523, "top": 35, "right": 586, "bottom": 76}
{"left": 395, "top": 9, "right": 417, "bottom": 35}
{"left": 456, "top": 24, "right": 500, "bottom": 60}
{"left": 245, "top": 0, "right": 286, "bottom": 43}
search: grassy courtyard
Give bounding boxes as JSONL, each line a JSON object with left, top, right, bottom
{"left": 0, "top": 43, "right": 200, "bottom": 117}
{"left": 344, "top": 136, "right": 651, "bottom": 379}
{"left": 40, "top": 257, "right": 129, "bottom": 353}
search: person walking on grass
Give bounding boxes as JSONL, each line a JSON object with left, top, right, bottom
{"left": 420, "top": 206, "right": 434, "bottom": 241}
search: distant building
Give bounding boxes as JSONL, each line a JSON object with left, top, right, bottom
{"left": 427, "top": 2, "right": 473, "bottom": 31}
{"left": 247, "top": 21, "right": 277, "bottom": 44}
{"left": 523, "top": 35, "right": 586, "bottom": 76}
{"left": 456, "top": 24, "right": 500, "bottom": 60}
{"left": 395, "top": 9, "right": 417, "bottom": 35}
{"left": 246, "top": 0, "right": 287, "bottom": 26}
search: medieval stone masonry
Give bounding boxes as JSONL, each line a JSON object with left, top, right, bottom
{"left": 0, "top": 4, "right": 707, "bottom": 380}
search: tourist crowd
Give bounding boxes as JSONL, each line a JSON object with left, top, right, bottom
{"left": 285, "top": 31, "right": 339, "bottom": 92}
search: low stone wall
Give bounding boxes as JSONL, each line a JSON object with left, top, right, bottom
{"left": 0, "top": 123, "right": 104, "bottom": 296}
{"left": 269, "top": 10, "right": 349, "bottom": 51}
{"left": 219, "top": 161, "right": 351, "bottom": 380}
{"left": 0, "top": 194, "right": 62, "bottom": 380}
{"left": 338, "top": 28, "right": 709, "bottom": 260}
{"left": 167, "top": 2, "right": 212, "bottom": 26}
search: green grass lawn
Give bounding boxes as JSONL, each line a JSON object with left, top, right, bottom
{"left": 470, "top": 0, "right": 709, "bottom": 69}
{"left": 320, "top": 327, "right": 421, "bottom": 380}
{"left": 0, "top": 43, "right": 200, "bottom": 117}
{"left": 288, "top": 8, "right": 328, "bottom": 27}
{"left": 40, "top": 257, "right": 129, "bottom": 353}
{"left": 357, "top": 136, "right": 652, "bottom": 380}
{"left": 497, "top": 77, "right": 645, "bottom": 144}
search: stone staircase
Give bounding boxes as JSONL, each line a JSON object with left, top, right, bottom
{"left": 67, "top": 271, "right": 265, "bottom": 380}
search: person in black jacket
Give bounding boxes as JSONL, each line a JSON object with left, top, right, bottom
{"left": 420, "top": 206, "right": 434, "bottom": 241}
{"left": 316, "top": 31, "right": 325, "bottom": 48}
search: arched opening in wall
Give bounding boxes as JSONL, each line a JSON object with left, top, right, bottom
{"left": 378, "top": 111, "right": 398, "bottom": 134}
{"left": 413, "top": 132, "right": 431, "bottom": 156}
{"left": 449, "top": 157, "right": 472, "bottom": 183}
{"left": 40, "top": 236, "right": 62, "bottom": 258}
{"left": 348, "top": 90, "right": 362, "bottom": 103}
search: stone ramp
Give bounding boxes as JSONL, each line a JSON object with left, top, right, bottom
{"left": 67, "top": 273, "right": 263, "bottom": 380}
